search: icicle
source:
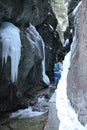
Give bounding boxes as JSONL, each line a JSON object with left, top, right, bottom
{"left": 42, "top": 40, "right": 50, "bottom": 85}
{"left": 0, "top": 22, "right": 21, "bottom": 82}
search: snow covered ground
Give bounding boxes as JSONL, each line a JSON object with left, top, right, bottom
{"left": 56, "top": 51, "right": 87, "bottom": 130}
{"left": 56, "top": 2, "right": 87, "bottom": 129}
{"left": 10, "top": 96, "right": 47, "bottom": 119}
{"left": 10, "top": 106, "right": 45, "bottom": 119}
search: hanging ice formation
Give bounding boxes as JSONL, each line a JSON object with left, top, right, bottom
{"left": 41, "top": 40, "right": 50, "bottom": 85}
{"left": 0, "top": 22, "right": 21, "bottom": 83}
{"left": 28, "top": 24, "right": 50, "bottom": 85}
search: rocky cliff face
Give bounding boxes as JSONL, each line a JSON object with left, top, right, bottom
{"left": 0, "top": 0, "right": 62, "bottom": 114}
{"left": 0, "top": 0, "right": 50, "bottom": 26}
{"left": 67, "top": 0, "right": 87, "bottom": 125}
{"left": 64, "top": 0, "right": 81, "bottom": 53}
{"left": 36, "top": 12, "right": 62, "bottom": 81}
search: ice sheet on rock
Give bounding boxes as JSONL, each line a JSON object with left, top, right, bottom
{"left": 42, "top": 40, "right": 50, "bottom": 85}
{"left": 10, "top": 106, "right": 45, "bottom": 119}
{"left": 28, "top": 24, "right": 50, "bottom": 85}
{"left": 63, "top": 39, "right": 69, "bottom": 47}
{"left": 49, "top": 24, "right": 54, "bottom": 31}
{"left": 73, "top": 1, "right": 82, "bottom": 16}
{"left": 70, "top": 29, "right": 73, "bottom": 33}
{"left": 70, "top": 35, "right": 76, "bottom": 59}
{"left": 0, "top": 22, "right": 21, "bottom": 82}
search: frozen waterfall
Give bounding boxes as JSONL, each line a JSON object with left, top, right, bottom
{"left": 0, "top": 22, "right": 21, "bottom": 83}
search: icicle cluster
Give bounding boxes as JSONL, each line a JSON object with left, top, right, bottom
{"left": 0, "top": 22, "right": 49, "bottom": 85}
{"left": 0, "top": 22, "right": 21, "bottom": 82}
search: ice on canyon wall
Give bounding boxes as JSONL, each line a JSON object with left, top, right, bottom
{"left": 27, "top": 24, "right": 50, "bottom": 85}
{"left": 0, "top": 22, "right": 21, "bottom": 82}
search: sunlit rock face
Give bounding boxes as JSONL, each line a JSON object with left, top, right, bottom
{"left": 51, "top": 0, "right": 69, "bottom": 42}
{"left": 67, "top": 0, "right": 87, "bottom": 125}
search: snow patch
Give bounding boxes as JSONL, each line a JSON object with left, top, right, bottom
{"left": 56, "top": 51, "right": 87, "bottom": 130}
{"left": 70, "top": 29, "right": 73, "bottom": 33}
{"left": 10, "top": 106, "right": 45, "bottom": 119}
{"left": 10, "top": 96, "right": 47, "bottom": 119}
{"left": 63, "top": 39, "right": 69, "bottom": 47}
{"left": 48, "top": 12, "right": 52, "bottom": 16}
{"left": 0, "top": 22, "right": 21, "bottom": 82}
{"left": 49, "top": 24, "right": 54, "bottom": 31}
{"left": 38, "top": 96, "right": 48, "bottom": 103}
{"left": 45, "top": 45, "right": 52, "bottom": 50}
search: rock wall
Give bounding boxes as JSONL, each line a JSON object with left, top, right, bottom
{"left": 0, "top": 23, "right": 45, "bottom": 114}
{"left": 0, "top": 0, "right": 62, "bottom": 114}
{"left": 36, "top": 12, "right": 62, "bottom": 81}
{"left": 67, "top": 0, "right": 87, "bottom": 125}
{"left": 63, "top": 0, "right": 81, "bottom": 54}
{"left": 0, "top": 0, "right": 50, "bottom": 26}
